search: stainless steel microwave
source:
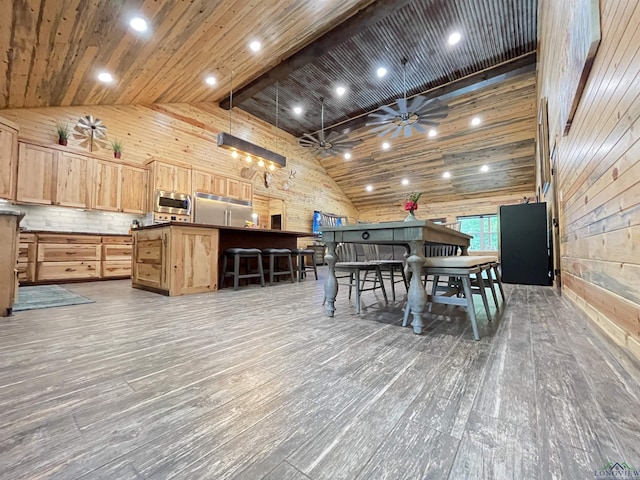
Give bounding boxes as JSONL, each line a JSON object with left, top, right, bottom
{"left": 153, "top": 190, "right": 192, "bottom": 215}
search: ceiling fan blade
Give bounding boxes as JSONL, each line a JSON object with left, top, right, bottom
{"left": 377, "top": 125, "right": 397, "bottom": 137}
{"left": 318, "top": 130, "right": 325, "bottom": 143}
{"left": 413, "top": 123, "right": 426, "bottom": 134}
{"left": 396, "top": 98, "right": 408, "bottom": 114}
{"left": 378, "top": 104, "right": 399, "bottom": 117}
{"left": 301, "top": 133, "right": 319, "bottom": 143}
{"left": 416, "top": 119, "right": 441, "bottom": 127}
{"left": 369, "top": 123, "right": 396, "bottom": 133}
{"left": 327, "top": 131, "right": 346, "bottom": 142}
{"left": 403, "top": 125, "right": 413, "bottom": 137}
{"left": 408, "top": 95, "right": 427, "bottom": 113}
{"left": 391, "top": 126, "right": 402, "bottom": 139}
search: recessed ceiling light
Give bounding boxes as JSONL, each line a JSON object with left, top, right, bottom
{"left": 480, "top": 165, "right": 489, "bottom": 172}
{"left": 344, "top": 152, "right": 352, "bottom": 160}
{"left": 249, "top": 40, "right": 261, "bottom": 52}
{"left": 336, "top": 86, "right": 346, "bottom": 96}
{"left": 382, "top": 142, "right": 390, "bottom": 150}
{"left": 129, "top": 17, "right": 148, "bottom": 32}
{"left": 97, "top": 72, "right": 114, "bottom": 83}
{"left": 293, "top": 106, "right": 303, "bottom": 115}
{"left": 443, "top": 171, "right": 451, "bottom": 179}
{"left": 401, "top": 179, "right": 409, "bottom": 186}
{"left": 376, "top": 67, "right": 388, "bottom": 78}
{"left": 448, "top": 32, "right": 462, "bottom": 45}
{"left": 366, "top": 185, "right": 373, "bottom": 192}
{"left": 471, "top": 116, "right": 482, "bottom": 126}
{"left": 428, "top": 129, "right": 437, "bottom": 138}
{"left": 205, "top": 76, "right": 216, "bottom": 86}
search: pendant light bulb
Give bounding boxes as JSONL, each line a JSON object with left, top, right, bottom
{"left": 232, "top": 150, "right": 238, "bottom": 158}
{"left": 258, "top": 159, "right": 264, "bottom": 167}
{"left": 269, "top": 163, "right": 275, "bottom": 171}
{"left": 245, "top": 155, "right": 252, "bottom": 163}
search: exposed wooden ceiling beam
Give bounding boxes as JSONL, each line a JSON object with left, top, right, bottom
{"left": 325, "top": 51, "right": 537, "bottom": 136}
{"left": 217, "top": 0, "right": 416, "bottom": 109}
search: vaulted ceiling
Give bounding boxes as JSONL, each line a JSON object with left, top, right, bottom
{"left": 1, "top": 0, "right": 539, "bottom": 207}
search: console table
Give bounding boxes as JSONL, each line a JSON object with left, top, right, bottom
{"left": 321, "top": 220, "right": 472, "bottom": 334}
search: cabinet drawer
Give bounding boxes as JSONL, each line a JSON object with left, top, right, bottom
{"left": 102, "top": 236, "right": 132, "bottom": 245}
{"left": 37, "top": 261, "right": 100, "bottom": 281}
{"left": 18, "top": 243, "right": 36, "bottom": 262}
{"left": 102, "top": 244, "right": 132, "bottom": 261}
{"left": 17, "top": 263, "right": 35, "bottom": 283}
{"left": 342, "top": 229, "right": 394, "bottom": 243}
{"left": 38, "top": 243, "right": 101, "bottom": 262}
{"left": 135, "top": 263, "right": 161, "bottom": 285}
{"left": 19, "top": 233, "right": 36, "bottom": 243}
{"left": 102, "top": 261, "right": 132, "bottom": 278}
{"left": 136, "top": 240, "right": 162, "bottom": 263}
{"left": 37, "top": 234, "right": 101, "bottom": 244}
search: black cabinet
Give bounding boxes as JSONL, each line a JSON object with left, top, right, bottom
{"left": 499, "top": 203, "right": 552, "bottom": 285}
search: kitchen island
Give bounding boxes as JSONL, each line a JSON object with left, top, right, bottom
{"left": 131, "top": 222, "right": 313, "bottom": 296}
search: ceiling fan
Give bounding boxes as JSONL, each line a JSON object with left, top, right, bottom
{"left": 299, "top": 97, "right": 361, "bottom": 157}
{"left": 366, "top": 58, "right": 448, "bottom": 138}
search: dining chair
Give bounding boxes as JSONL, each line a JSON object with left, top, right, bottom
{"left": 361, "top": 244, "right": 407, "bottom": 301}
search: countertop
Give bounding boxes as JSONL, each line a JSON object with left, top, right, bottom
{"left": 132, "top": 222, "right": 316, "bottom": 237}
{"left": 20, "top": 229, "right": 131, "bottom": 237}
{"left": 0, "top": 210, "right": 24, "bottom": 217}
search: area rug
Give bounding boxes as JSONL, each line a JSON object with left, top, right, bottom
{"left": 13, "top": 285, "right": 95, "bottom": 312}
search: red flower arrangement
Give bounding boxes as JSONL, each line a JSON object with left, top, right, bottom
{"left": 404, "top": 191, "right": 422, "bottom": 214}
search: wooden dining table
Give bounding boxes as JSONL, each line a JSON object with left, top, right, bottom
{"left": 321, "top": 220, "right": 472, "bottom": 334}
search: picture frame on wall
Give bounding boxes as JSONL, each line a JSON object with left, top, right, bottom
{"left": 558, "top": 0, "right": 601, "bottom": 136}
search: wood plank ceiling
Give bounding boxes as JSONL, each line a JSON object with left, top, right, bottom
{"left": 0, "top": 0, "right": 538, "bottom": 208}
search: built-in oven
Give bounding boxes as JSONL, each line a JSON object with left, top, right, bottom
{"left": 153, "top": 190, "right": 192, "bottom": 215}
{"left": 152, "top": 190, "right": 192, "bottom": 224}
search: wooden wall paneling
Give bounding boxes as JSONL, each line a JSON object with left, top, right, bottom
{"left": 252, "top": 194, "right": 271, "bottom": 229}
{"left": 55, "top": 152, "right": 93, "bottom": 208}
{"left": 538, "top": 0, "right": 640, "bottom": 358}
{"left": 93, "top": 160, "right": 121, "bottom": 212}
{"left": 16, "top": 143, "right": 56, "bottom": 205}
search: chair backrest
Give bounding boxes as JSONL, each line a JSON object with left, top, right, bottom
{"left": 442, "top": 221, "right": 461, "bottom": 231}
{"left": 336, "top": 243, "right": 358, "bottom": 262}
{"left": 424, "top": 244, "right": 459, "bottom": 257}
{"left": 320, "top": 212, "right": 349, "bottom": 230}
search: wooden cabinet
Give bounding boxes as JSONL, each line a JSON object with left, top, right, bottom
{"left": 0, "top": 117, "right": 19, "bottom": 200}
{"left": 17, "top": 233, "right": 36, "bottom": 283}
{"left": 93, "top": 160, "right": 121, "bottom": 211}
{"left": 55, "top": 152, "right": 93, "bottom": 208}
{"left": 149, "top": 160, "right": 191, "bottom": 194}
{"left": 16, "top": 143, "right": 56, "bottom": 205}
{"left": 36, "top": 233, "right": 101, "bottom": 282}
{"left": 132, "top": 225, "right": 218, "bottom": 296}
{"left": 212, "top": 175, "right": 227, "bottom": 196}
{"left": 121, "top": 165, "right": 147, "bottom": 214}
{"left": 93, "top": 161, "right": 147, "bottom": 214}
{"left": 192, "top": 169, "right": 213, "bottom": 194}
{"left": 240, "top": 182, "right": 253, "bottom": 202}
{"left": 102, "top": 236, "right": 132, "bottom": 278}
{"left": 226, "top": 178, "right": 241, "bottom": 199}
{"left": 1, "top": 212, "right": 22, "bottom": 316}
{"left": 133, "top": 227, "right": 169, "bottom": 291}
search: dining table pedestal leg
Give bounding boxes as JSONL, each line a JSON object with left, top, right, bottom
{"left": 407, "top": 240, "right": 427, "bottom": 334}
{"left": 324, "top": 241, "right": 338, "bottom": 317}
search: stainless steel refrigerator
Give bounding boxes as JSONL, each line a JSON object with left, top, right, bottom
{"left": 193, "top": 192, "right": 253, "bottom": 227}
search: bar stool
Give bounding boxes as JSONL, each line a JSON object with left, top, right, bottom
{"left": 292, "top": 248, "right": 318, "bottom": 281}
{"left": 262, "top": 248, "right": 295, "bottom": 285}
{"left": 220, "top": 248, "right": 265, "bottom": 290}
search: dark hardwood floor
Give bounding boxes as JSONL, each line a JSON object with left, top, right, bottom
{"left": 0, "top": 268, "right": 639, "bottom": 479}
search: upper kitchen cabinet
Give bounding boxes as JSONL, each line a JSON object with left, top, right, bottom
{"left": 192, "top": 169, "right": 213, "bottom": 194}
{"left": 56, "top": 152, "right": 93, "bottom": 208}
{"left": 16, "top": 143, "right": 56, "bottom": 205}
{"left": 240, "top": 182, "right": 253, "bottom": 202}
{"left": 0, "top": 116, "right": 19, "bottom": 200}
{"left": 121, "top": 165, "right": 147, "bottom": 214}
{"left": 147, "top": 159, "right": 191, "bottom": 194}
{"left": 93, "top": 160, "right": 121, "bottom": 212}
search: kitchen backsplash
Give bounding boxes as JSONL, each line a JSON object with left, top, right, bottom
{"left": 0, "top": 200, "right": 145, "bottom": 234}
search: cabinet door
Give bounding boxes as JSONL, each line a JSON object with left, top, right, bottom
{"left": 240, "top": 182, "right": 253, "bottom": 202}
{"left": 192, "top": 169, "right": 212, "bottom": 194}
{"left": 226, "top": 178, "right": 241, "bottom": 199}
{"left": 121, "top": 166, "right": 147, "bottom": 214}
{"left": 56, "top": 152, "right": 93, "bottom": 208}
{"left": 93, "top": 160, "right": 121, "bottom": 211}
{"left": 153, "top": 161, "right": 176, "bottom": 192}
{"left": 16, "top": 143, "right": 56, "bottom": 205}
{"left": 175, "top": 166, "right": 191, "bottom": 194}
{"left": 211, "top": 175, "right": 227, "bottom": 196}
{"left": 0, "top": 124, "right": 18, "bottom": 200}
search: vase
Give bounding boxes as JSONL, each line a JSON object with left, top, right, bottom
{"left": 404, "top": 210, "right": 418, "bottom": 222}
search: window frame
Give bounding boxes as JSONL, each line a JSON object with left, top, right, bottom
{"left": 456, "top": 214, "right": 499, "bottom": 252}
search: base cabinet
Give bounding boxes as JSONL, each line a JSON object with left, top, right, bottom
{"left": 1, "top": 212, "right": 22, "bottom": 316}
{"left": 132, "top": 225, "right": 219, "bottom": 296}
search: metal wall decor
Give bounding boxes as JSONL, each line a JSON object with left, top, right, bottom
{"left": 76, "top": 115, "right": 107, "bottom": 152}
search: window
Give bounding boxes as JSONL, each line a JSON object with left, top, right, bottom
{"left": 457, "top": 215, "right": 499, "bottom": 251}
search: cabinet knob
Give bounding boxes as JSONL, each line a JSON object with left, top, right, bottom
{"left": 362, "top": 231, "right": 370, "bottom": 240}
